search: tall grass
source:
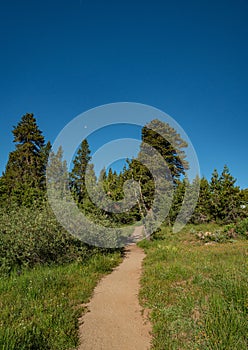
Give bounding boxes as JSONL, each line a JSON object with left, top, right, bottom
{"left": 139, "top": 225, "right": 248, "bottom": 349}
{"left": 0, "top": 252, "right": 121, "bottom": 349}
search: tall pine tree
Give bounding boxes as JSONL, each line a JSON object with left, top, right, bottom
{"left": 46, "top": 146, "right": 68, "bottom": 197}
{"left": 125, "top": 119, "right": 189, "bottom": 220}
{"left": 209, "top": 165, "right": 241, "bottom": 223}
{"left": 141, "top": 119, "right": 189, "bottom": 180}
{"left": 2, "top": 113, "right": 49, "bottom": 205}
{"left": 191, "top": 177, "right": 211, "bottom": 223}
{"left": 69, "top": 139, "right": 91, "bottom": 203}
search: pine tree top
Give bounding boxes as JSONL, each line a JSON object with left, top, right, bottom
{"left": 12, "top": 113, "right": 45, "bottom": 151}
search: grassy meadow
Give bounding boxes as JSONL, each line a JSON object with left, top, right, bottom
{"left": 0, "top": 252, "right": 121, "bottom": 350}
{"left": 139, "top": 224, "right": 248, "bottom": 350}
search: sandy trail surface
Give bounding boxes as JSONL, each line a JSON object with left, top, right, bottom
{"left": 78, "top": 226, "right": 151, "bottom": 350}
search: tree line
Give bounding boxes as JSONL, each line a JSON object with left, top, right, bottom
{"left": 1, "top": 113, "right": 247, "bottom": 225}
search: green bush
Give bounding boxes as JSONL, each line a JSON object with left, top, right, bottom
{"left": 234, "top": 218, "right": 248, "bottom": 237}
{"left": 0, "top": 204, "right": 93, "bottom": 275}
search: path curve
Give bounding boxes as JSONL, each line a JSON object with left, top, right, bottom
{"left": 78, "top": 227, "right": 151, "bottom": 350}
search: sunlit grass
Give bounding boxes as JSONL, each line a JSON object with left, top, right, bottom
{"left": 139, "top": 225, "right": 248, "bottom": 349}
{"left": 0, "top": 252, "right": 121, "bottom": 350}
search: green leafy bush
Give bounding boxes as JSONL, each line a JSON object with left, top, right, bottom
{"left": 0, "top": 204, "right": 93, "bottom": 275}
{"left": 233, "top": 218, "right": 248, "bottom": 237}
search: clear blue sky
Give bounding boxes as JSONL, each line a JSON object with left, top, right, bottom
{"left": 0, "top": 0, "right": 247, "bottom": 188}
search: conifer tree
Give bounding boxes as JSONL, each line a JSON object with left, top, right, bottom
{"left": 2, "top": 113, "right": 49, "bottom": 205}
{"left": 124, "top": 119, "right": 189, "bottom": 220}
{"left": 209, "top": 165, "right": 241, "bottom": 223}
{"left": 83, "top": 163, "right": 104, "bottom": 218}
{"left": 126, "top": 158, "right": 155, "bottom": 214}
{"left": 70, "top": 139, "right": 91, "bottom": 203}
{"left": 168, "top": 179, "right": 186, "bottom": 224}
{"left": 141, "top": 119, "right": 189, "bottom": 180}
{"left": 240, "top": 188, "right": 248, "bottom": 218}
{"left": 46, "top": 146, "right": 68, "bottom": 197}
{"left": 0, "top": 176, "right": 7, "bottom": 207}
{"left": 191, "top": 177, "right": 211, "bottom": 223}
{"left": 240, "top": 189, "right": 248, "bottom": 206}
{"left": 105, "top": 168, "right": 124, "bottom": 201}
{"left": 218, "top": 165, "right": 241, "bottom": 222}
{"left": 99, "top": 167, "right": 107, "bottom": 182}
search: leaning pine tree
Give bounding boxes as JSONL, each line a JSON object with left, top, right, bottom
{"left": 141, "top": 119, "right": 188, "bottom": 180}
{"left": 126, "top": 119, "right": 189, "bottom": 225}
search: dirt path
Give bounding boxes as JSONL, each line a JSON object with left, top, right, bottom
{"left": 78, "top": 226, "right": 151, "bottom": 350}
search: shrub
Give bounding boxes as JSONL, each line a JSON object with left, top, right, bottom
{"left": 234, "top": 218, "right": 248, "bottom": 237}
{"left": 194, "top": 219, "right": 248, "bottom": 244}
{"left": 0, "top": 204, "right": 93, "bottom": 275}
{"left": 194, "top": 228, "right": 237, "bottom": 243}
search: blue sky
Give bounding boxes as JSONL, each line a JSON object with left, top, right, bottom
{"left": 0, "top": 0, "right": 247, "bottom": 188}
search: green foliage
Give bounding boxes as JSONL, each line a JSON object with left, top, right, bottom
{"left": 0, "top": 204, "right": 93, "bottom": 275}
{"left": 126, "top": 158, "right": 155, "bottom": 214}
{"left": 1, "top": 113, "right": 50, "bottom": 206}
{"left": 240, "top": 188, "right": 248, "bottom": 213}
{"left": 46, "top": 146, "right": 69, "bottom": 197}
{"left": 141, "top": 119, "right": 189, "bottom": 180}
{"left": 232, "top": 218, "right": 248, "bottom": 239}
{"left": 70, "top": 139, "right": 91, "bottom": 203}
{"left": 124, "top": 119, "right": 189, "bottom": 221}
{"left": 209, "top": 165, "right": 241, "bottom": 223}
{"left": 191, "top": 177, "right": 212, "bottom": 224}
{"left": 3, "top": 114, "right": 245, "bottom": 227}
{"left": 168, "top": 179, "right": 186, "bottom": 224}
{"left": 189, "top": 166, "right": 246, "bottom": 225}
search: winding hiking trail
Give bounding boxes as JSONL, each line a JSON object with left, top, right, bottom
{"left": 78, "top": 226, "right": 152, "bottom": 350}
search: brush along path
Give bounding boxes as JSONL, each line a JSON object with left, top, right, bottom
{"left": 78, "top": 227, "right": 151, "bottom": 350}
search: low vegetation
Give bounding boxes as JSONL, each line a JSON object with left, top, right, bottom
{"left": 139, "top": 224, "right": 248, "bottom": 349}
{"left": 0, "top": 252, "right": 121, "bottom": 350}
{"left": 0, "top": 205, "right": 96, "bottom": 276}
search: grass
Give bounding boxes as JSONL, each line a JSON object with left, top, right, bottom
{"left": 139, "top": 224, "right": 248, "bottom": 349}
{"left": 0, "top": 251, "right": 121, "bottom": 350}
